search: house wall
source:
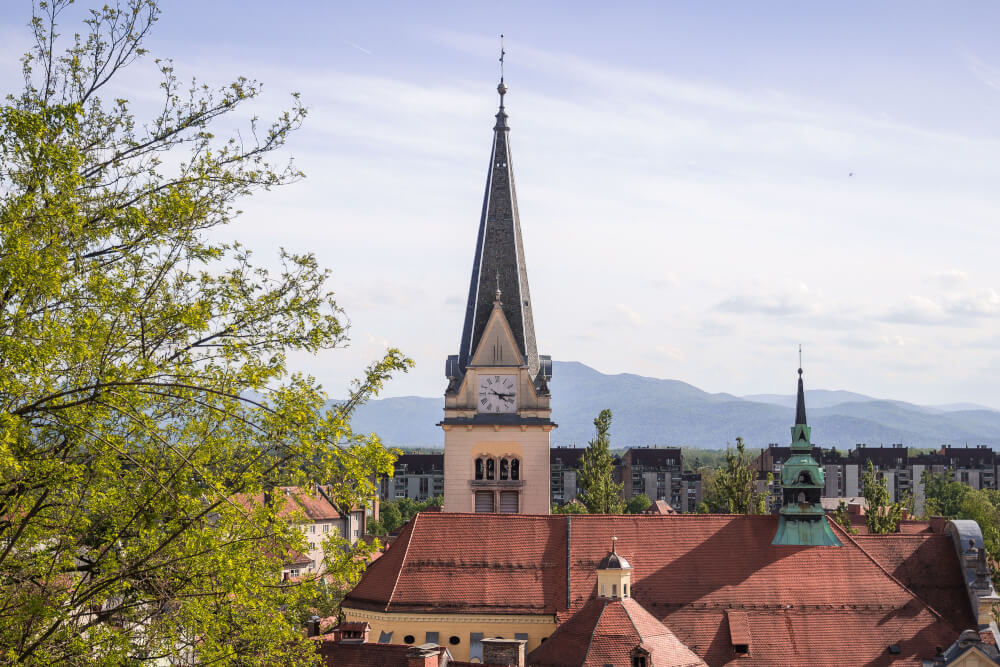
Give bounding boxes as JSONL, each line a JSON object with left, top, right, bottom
{"left": 340, "top": 607, "right": 557, "bottom": 662}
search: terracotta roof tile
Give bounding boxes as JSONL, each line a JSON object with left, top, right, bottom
{"left": 853, "top": 534, "right": 976, "bottom": 629}
{"left": 528, "top": 597, "right": 706, "bottom": 667}
{"left": 344, "top": 513, "right": 975, "bottom": 666}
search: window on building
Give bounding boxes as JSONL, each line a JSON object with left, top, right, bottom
{"left": 288, "top": 569, "right": 299, "bottom": 577}
{"left": 499, "top": 491, "right": 519, "bottom": 513}
{"left": 624, "top": 583, "right": 628, "bottom": 597}
{"left": 308, "top": 525, "right": 315, "bottom": 533}
{"left": 322, "top": 524, "right": 329, "bottom": 533}
{"left": 475, "top": 491, "right": 495, "bottom": 513}
{"left": 403, "top": 635, "right": 415, "bottom": 644}
{"left": 511, "top": 458, "right": 520, "bottom": 481}
{"left": 500, "top": 458, "right": 509, "bottom": 480}
{"left": 486, "top": 458, "right": 495, "bottom": 480}
{"left": 354, "top": 528, "right": 359, "bottom": 537}
{"left": 633, "top": 657, "right": 647, "bottom": 667}
{"left": 475, "top": 458, "right": 484, "bottom": 480}
{"left": 419, "top": 477, "right": 429, "bottom": 497}
{"left": 612, "top": 584, "right": 617, "bottom": 598}
{"left": 309, "top": 542, "right": 315, "bottom": 550}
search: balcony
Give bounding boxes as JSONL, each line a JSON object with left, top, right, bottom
{"left": 469, "top": 479, "right": 524, "bottom": 489}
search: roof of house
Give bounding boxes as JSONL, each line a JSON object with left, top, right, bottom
{"left": 234, "top": 486, "right": 343, "bottom": 522}
{"left": 645, "top": 500, "right": 678, "bottom": 515}
{"left": 344, "top": 513, "right": 974, "bottom": 666}
{"left": 527, "top": 596, "right": 706, "bottom": 667}
{"left": 625, "top": 447, "right": 683, "bottom": 468}
{"left": 394, "top": 454, "right": 444, "bottom": 474}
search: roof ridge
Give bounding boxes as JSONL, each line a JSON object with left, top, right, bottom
{"left": 831, "top": 519, "right": 960, "bottom": 633}
{"left": 386, "top": 514, "right": 419, "bottom": 611}
{"left": 581, "top": 597, "right": 607, "bottom": 664}
{"left": 621, "top": 597, "right": 643, "bottom": 639}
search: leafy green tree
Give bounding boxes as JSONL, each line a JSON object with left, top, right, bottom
{"left": 712, "top": 438, "right": 770, "bottom": 514}
{"left": 0, "top": 2, "right": 410, "bottom": 663}
{"left": 832, "top": 500, "right": 858, "bottom": 534}
{"left": 368, "top": 495, "right": 443, "bottom": 535}
{"left": 922, "top": 469, "right": 972, "bottom": 518}
{"left": 551, "top": 500, "right": 588, "bottom": 514}
{"left": 625, "top": 493, "right": 652, "bottom": 514}
{"left": 577, "top": 409, "right": 626, "bottom": 514}
{"left": 862, "top": 461, "right": 907, "bottom": 534}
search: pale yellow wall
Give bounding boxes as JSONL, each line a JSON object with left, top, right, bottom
{"left": 597, "top": 569, "right": 632, "bottom": 599}
{"left": 443, "top": 425, "right": 550, "bottom": 513}
{"left": 342, "top": 606, "right": 557, "bottom": 662}
{"left": 950, "top": 647, "right": 995, "bottom": 666}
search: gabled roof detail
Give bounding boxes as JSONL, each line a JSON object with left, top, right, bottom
{"left": 469, "top": 293, "right": 525, "bottom": 367}
{"left": 527, "top": 597, "right": 706, "bottom": 666}
{"left": 457, "top": 81, "right": 538, "bottom": 375}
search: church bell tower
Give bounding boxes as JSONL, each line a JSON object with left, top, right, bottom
{"left": 440, "top": 74, "right": 555, "bottom": 515}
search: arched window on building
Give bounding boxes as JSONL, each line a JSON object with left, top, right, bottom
{"left": 511, "top": 458, "right": 520, "bottom": 481}
{"left": 475, "top": 458, "right": 484, "bottom": 480}
{"left": 500, "top": 458, "right": 509, "bottom": 480}
{"left": 486, "top": 458, "right": 495, "bottom": 481}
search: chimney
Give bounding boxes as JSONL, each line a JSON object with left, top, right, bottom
{"left": 332, "top": 622, "right": 370, "bottom": 644}
{"left": 482, "top": 638, "right": 526, "bottom": 667}
{"left": 305, "top": 615, "right": 321, "bottom": 638}
{"left": 406, "top": 644, "right": 441, "bottom": 667}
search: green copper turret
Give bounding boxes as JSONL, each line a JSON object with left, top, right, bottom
{"left": 772, "top": 367, "right": 843, "bottom": 547}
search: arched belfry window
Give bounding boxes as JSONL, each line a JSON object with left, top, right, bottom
{"left": 475, "top": 458, "right": 484, "bottom": 480}
{"left": 500, "top": 458, "right": 509, "bottom": 481}
{"left": 797, "top": 471, "right": 812, "bottom": 485}
{"left": 511, "top": 458, "right": 520, "bottom": 481}
{"left": 486, "top": 458, "right": 495, "bottom": 481}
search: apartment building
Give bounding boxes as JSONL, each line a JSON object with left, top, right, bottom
{"left": 379, "top": 454, "right": 445, "bottom": 502}
{"left": 755, "top": 444, "right": 998, "bottom": 516}
{"left": 619, "top": 447, "right": 702, "bottom": 512}
{"left": 550, "top": 446, "right": 586, "bottom": 505}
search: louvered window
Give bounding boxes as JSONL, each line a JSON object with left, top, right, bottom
{"left": 499, "top": 491, "right": 519, "bottom": 514}
{"left": 475, "top": 491, "right": 494, "bottom": 513}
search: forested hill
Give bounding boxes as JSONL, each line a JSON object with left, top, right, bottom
{"left": 347, "top": 361, "right": 1000, "bottom": 450}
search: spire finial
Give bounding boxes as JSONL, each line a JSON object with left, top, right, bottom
{"left": 611, "top": 536, "right": 618, "bottom": 553}
{"left": 497, "top": 34, "right": 508, "bottom": 102}
{"left": 795, "top": 350, "right": 807, "bottom": 427}
{"left": 494, "top": 270, "right": 502, "bottom": 303}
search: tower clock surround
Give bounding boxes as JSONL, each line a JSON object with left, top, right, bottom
{"left": 439, "top": 75, "right": 555, "bottom": 515}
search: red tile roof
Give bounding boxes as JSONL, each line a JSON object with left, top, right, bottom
{"left": 528, "top": 596, "right": 706, "bottom": 666}
{"left": 852, "top": 534, "right": 977, "bottom": 629}
{"left": 317, "top": 641, "right": 448, "bottom": 667}
{"left": 344, "top": 513, "right": 976, "bottom": 666}
{"left": 234, "top": 486, "right": 343, "bottom": 522}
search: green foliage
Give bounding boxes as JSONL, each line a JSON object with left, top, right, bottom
{"left": 923, "top": 471, "right": 1000, "bottom": 587}
{"left": 577, "top": 409, "right": 626, "bottom": 514}
{"left": 711, "top": 438, "right": 769, "bottom": 514}
{"left": 368, "top": 495, "right": 442, "bottom": 535}
{"left": 832, "top": 500, "right": 858, "bottom": 534}
{"left": 551, "top": 500, "right": 588, "bottom": 514}
{"left": 862, "top": 461, "right": 907, "bottom": 534}
{"left": 0, "top": 2, "right": 412, "bottom": 663}
{"left": 625, "top": 493, "right": 652, "bottom": 514}
{"left": 922, "top": 470, "right": 973, "bottom": 518}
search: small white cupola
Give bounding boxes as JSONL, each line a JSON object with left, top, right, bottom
{"left": 597, "top": 536, "right": 632, "bottom": 599}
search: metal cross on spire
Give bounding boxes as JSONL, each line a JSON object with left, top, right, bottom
{"left": 499, "top": 34, "right": 505, "bottom": 83}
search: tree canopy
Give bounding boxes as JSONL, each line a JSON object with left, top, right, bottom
{"left": 577, "top": 409, "right": 625, "bottom": 514}
{"left": 861, "top": 461, "right": 909, "bottom": 534}
{"left": 0, "top": 1, "right": 409, "bottom": 663}
{"left": 710, "top": 438, "right": 769, "bottom": 514}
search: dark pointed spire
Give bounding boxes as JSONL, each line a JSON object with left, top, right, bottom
{"left": 457, "top": 70, "right": 538, "bottom": 374}
{"left": 795, "top": 367, "right": 807, "bottom": 426}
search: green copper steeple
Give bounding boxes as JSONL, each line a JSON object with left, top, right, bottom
{"left": 772, "top": 366, "right": 842, "bottom": 547}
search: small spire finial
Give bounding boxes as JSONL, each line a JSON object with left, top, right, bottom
{"left": 494, "top": 270, "right": 502, "bottom": 303}
{"left": 611, "top": 536, "right": 618, "bottom": 553}
{"left": 497, "top": 34, "right": 508, "bottom": 101}
{"left": 798, "top": 344, "right": 803, "bottom": 375}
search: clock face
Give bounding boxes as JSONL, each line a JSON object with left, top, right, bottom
{"left": 478, "top": 374, "right": 517, "bottom": 413}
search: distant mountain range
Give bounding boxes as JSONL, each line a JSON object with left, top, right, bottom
{"left": 347, "top": 361, "right": 1000, "bottom": 450}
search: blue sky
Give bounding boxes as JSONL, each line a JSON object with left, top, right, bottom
{"left": 4, "top": 2, "right": 1000, "bottom": 407}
